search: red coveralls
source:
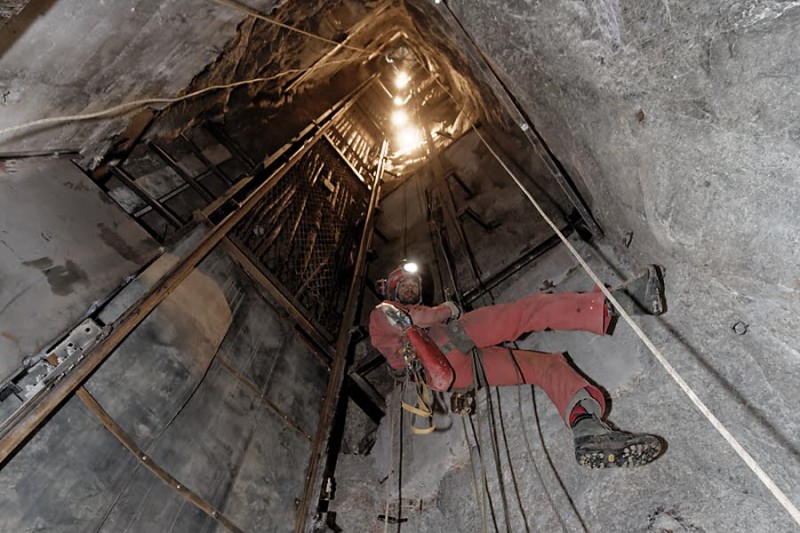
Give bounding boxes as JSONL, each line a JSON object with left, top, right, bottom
{"left": 369, "top": 291, "right": 610, "bottom": 425}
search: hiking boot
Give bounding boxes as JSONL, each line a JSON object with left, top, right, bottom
{"left": 608, "top": 264, "right": 666, "bottom": 316}
{"left": 573, "top": 416, "right": 663, "bottom": 469}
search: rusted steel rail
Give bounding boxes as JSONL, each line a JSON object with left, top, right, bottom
{"left": 294, "top": 140, "right": 388, "bottom": 533}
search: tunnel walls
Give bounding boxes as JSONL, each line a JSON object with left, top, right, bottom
{"left": 0, "top": 158, "right": 159, "bottom": 383}
{"left": 0, "top": 180, "right": 330, "bottom": 531}
{"left": 444, "top": 0, "right": 800, "bottom": 294}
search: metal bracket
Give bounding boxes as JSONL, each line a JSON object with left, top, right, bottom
{"left": 49, "top": 318, "right": 104, "bottom": 366}
{"left": 3, "top": 319, "right": 105, "bottom": 405}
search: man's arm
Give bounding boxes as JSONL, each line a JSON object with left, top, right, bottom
{"left": 407, "top": 303, "right": 456, "bottom": 328}
{"left": 368, "top": 307, "right": 406, "bottom": 369}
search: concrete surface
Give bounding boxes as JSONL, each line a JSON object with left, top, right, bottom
{"left": 0, "top": 157, "right": 158, "bottom": 382}
{"left": 0, "top": 236, "right": 329, "bottom": 531}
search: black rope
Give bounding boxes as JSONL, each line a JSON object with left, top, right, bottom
{"left": 473, "top": 349, "right": 513, "bottom": 533}
{"left": 494, "top": 388, "right": 533, "bottom": 533}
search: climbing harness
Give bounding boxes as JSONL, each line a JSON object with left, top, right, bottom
{"left": 400, "top": 362, "right": 438, "bottom": 435}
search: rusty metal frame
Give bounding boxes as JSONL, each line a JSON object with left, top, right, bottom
{"left": 294, "top": 140, "right": 388, "bottom": 533}
{"left": 0, "top": 75, "right": 377, "bottom": 467}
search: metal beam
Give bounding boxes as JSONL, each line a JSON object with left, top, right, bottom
{"left": 220, "top": 237, "right": 334, "bottom": 348}
{"left": 205, "top": 123, "right": 256, "bottom": 170}
{"left": 0, "top": 78, "right": 375, "bottom": 465}
{"left": 179, "top": 133, "right": 234, "bottom": 186}
{"left": 346, "top": 373, "right": 384, "bottom": 423}
{"left": 75, "top": 386, "right": 244, "bottom": 533}
{"left": 148, "top": 141, "right": 216, "bottom": 203}
{"left": 294, "top": 140, "right": 388, "bottom": 533}
{"left": 463, "top": 229, "right": 572, "bottom": 305}
{"left": 108, "top": 164, "right": 184, "bottom": 228}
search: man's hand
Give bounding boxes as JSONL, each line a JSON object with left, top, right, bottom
{"left": 377, "top": 302, "right": 413, "bottom": 328}
{"left": 442, "top": 300, "right": 461, "bottom": 321}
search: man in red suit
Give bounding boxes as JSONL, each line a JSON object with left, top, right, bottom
{"left": 369, "top": 264, "right": 666, "bottom": 469}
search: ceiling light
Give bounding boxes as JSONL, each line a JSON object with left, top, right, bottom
{"left": 391, "top": 110, "right": 408, "bottom": 127}
{"left": 395, "top": 71, "right": 410, "bottom": 89}
{"left": 396, "top": 128, "right": 422, "bottom": 152}
{"left": 393, "top": 95, "right": 406, "bottom": 106}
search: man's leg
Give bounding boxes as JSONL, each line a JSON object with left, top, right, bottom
{"left": 459, "top": 292, "right": 609, "bottom": 348}
{"left": 447, "top": 346, "right": 606, "bottom": 425}
{"left": 446, "top": 347, "right": 663, "bottom": 469}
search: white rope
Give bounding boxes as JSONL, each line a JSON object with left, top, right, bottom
{"left": 211, "top": 0, "right": 367, "bottom": 53}
{"left": 0, "top": 57, "right": 360, "bottom": 140}
{"left": 473, "top": 126, "right": 800, "bottom": 527}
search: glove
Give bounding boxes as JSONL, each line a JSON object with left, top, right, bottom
{"left": 442, "top": 300, "right": 461, "bottom": 321}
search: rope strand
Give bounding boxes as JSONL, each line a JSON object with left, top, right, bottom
{"left": 473, "top": 126, "right": 800, "bottom": 527}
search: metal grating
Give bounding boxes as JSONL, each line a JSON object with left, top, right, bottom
{"left": 327, "top": 97, "right": 384, "bottom": 184}
{"left": 232, "top": 137, "right": 370, "bottom": 335}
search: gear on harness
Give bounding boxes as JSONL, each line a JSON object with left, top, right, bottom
{"left": 377, "top": 302, "right": 455, "bottom": 391}
{"left": 401, "top": 362, "right": 437, "bottom": 435}
{"left": 450, "top": 389, "right": 476, "bottom": 416}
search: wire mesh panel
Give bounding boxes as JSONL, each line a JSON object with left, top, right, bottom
{"left": 327, "top": 97, "right": 384, "bottom": 185}
{"left": 232, "top": 137, "right": 371, "bottom": 335}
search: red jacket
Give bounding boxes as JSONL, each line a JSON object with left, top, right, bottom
{"left": 368, "top": 301, "right": 452, "bottom": 369}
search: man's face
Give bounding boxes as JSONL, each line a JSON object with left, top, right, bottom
{"left": 396, "top": 278, "right": 420, "bottom": 304}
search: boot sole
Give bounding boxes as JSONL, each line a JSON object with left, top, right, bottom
{"left": 576, "top": 434, "right": 662, "bottom": 469}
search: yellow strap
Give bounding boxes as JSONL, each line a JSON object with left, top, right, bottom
{"left": 410, "top": 423, "right": 436, "bottom": 435}
{"left": 401, "top": 401, "right": 431, "bottom": 418}
{"left": 401, "top": 380, "right": 437, "bottom": 435}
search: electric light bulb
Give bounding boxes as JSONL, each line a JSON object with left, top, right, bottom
{"left": 393, "top": 96, "right": 405, "bottom": 106}
{"left": 395, "top": 71, "right": 410, "bottom": 89}
{"left": 396, "top": 128, "right": 421, "bottom": 151}
{"left": 391, "top": 110, "right": 408, "bottom": 127}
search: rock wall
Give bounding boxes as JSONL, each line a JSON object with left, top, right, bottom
{"left": 445, "top": 0, "right": 800, "bottom": 295}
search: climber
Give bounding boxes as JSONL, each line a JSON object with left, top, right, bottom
{"left": 369, "top": 263, "right": 667, "bottom": 469}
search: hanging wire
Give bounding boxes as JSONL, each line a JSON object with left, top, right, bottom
{"left": 211, "top": 0, "right": 367, "bottom": 52}
{"left": 493, "top": 388, "right": 533, "bottom": 533}
{"left": 462, "top": 416, "right": 489, "bottom": 533}
{"left": 0, "top": 56, "right": 365, "bottom": 140}
{"left": 383, "top": 387, "right": 399, "bottom": 533}
{"left": 472, "top": 349, "right": 512, "bottom": 533}
{"left": 469, "top": 407, "right": 500, "bottom": 533}
{"left": 402, "top": 178, "right": 409, "bottom": 259}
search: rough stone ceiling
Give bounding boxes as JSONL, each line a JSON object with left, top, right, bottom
{"left": 0, "top": 0, "right": 504, "bottom": 170}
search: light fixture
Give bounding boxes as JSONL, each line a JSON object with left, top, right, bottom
{"left": 393, "top": 95, "right": 406, "bottom": 106}
{"left": 391, "top": 110, "right": 408, "bottom": 127}
{"left": 402, "top": 261, "right": 418, "bottom": 273}
{"left": 395, "top": 71, "right": 410, "bottom": 89}
{"left": 396, "top": 128, "right": 422, "bottom": 152}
